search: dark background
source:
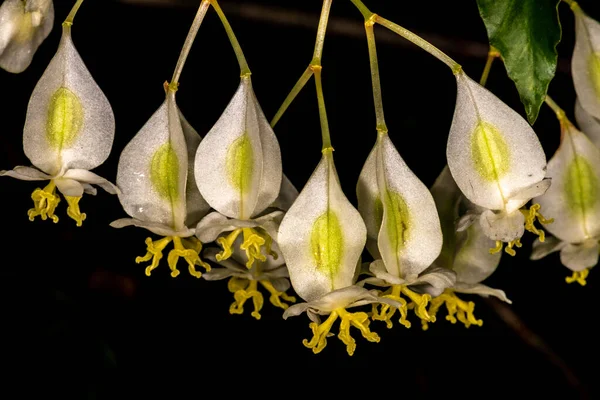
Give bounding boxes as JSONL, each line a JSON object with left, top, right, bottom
{"left": 1, "top": 0, "right": 598, "bottom": 397}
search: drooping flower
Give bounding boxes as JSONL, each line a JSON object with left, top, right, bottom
{"left": 0, "top": 0, "right": 54, "bottom": 73}
{"left": 446, "top": 71, "right": 552, "bottom": 256}
{"left": 571, "top": 3, "right": 600, "bottom": 120}
{"left": 110, "top": 83, "right": 211, "bottom": 279}
{"left": 356, "top": 132, "right": 453, "bottom": 329}
{"left": 575, "top": 98, "right": 600, "bottom": 148}
{"left": 279, "top": 148, "right": 396, "bottom": 355}
{"left": 195, "top": 76, "right": 282, "bottom": 268}
{"left": 423, "top": 166, "right": 511, "bottom": 330}
{"left": 531, "top": 115, "right": 600, "bottom": 286}
{"left": 0, "top": 21, "right": 117, "bottom": 226}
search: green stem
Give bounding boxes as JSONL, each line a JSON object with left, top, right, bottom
{"left": 544, "top": 95, "right": 571, "bottom": 132}
{"left": 561, "top": 0, "right": 581, "bottom": 12}
{"left": 171, "top": 0, "right": 211, "bottom": 89}
{"left": 210, "top": 0, "right": 251, "bottom": 77}
{"left": 63, "top": 0, "right": 85, "bottom": 26}
{"left": 314, "top": 67, "right": 332, "bottom": 150}
{"left": 479, "top": 46, "right": 499, "bottom": 87}
{"left": 365, "top": 21, "right": 387, "bottom": 133}
{"left": 349, "top": 0, "right": 461, "bottom": 74}
{"left": 270, "top": 0, "right": 333, "bottom": 127}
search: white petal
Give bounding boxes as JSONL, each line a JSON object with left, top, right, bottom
{"left": 479, "top": 209, "right": 524, "bottom": 242}
{"left": 195, "top": 77, "right": 282, "bottom": 220}
{"left": 0, "top": 0, "right": 54, "bottom": 73}
{"left": 575, "top": 98, "right": 600, "bottom": 149}
{"left": 356, "top": 143, "right": 380, "bottom": 241}
{"left": 572, "top": 11, "right": 600, "bottom": 119}
{"left": 0, "top": 165, "right": 50, "bottom": 181}
{"left": 407, "top": 268, "right": 456, "bottom": 298}
{"left": 109, "top": 218, "right": 193, "bottom": 237}
{"left": 180, "top": 111, "right": 211, "bottom": 227}
{"left": 203, "top": 247, "right": 249, "bottom": 275}
{"left": 278, "top": 152, "right": 367, "bottom": 302}
{"left": 282, "top": 285, "right": 378, "bottom": 319}
{"left": 504, "top": 179, "right": 551, "bottom": 213}
{"left": 54, "top": 177, "right": 83, "bottom": 197}
{"left": 368, "top": 259, "right": 405, "bottom": 286}
{"left": 63, "top": 169, "right": 118, "bottom": 194}
{"left": 453, "top": 223, "right": 502, "bottom": 284}
{"left": 530, "top": 235, "right": 566, "bottom": 260}
{"left": 447, "top": 71, "right": 547, "bottom": 211}
{"left": 453, "top": 282, "right": 511, "bottom": 303}
{"left": 82, "top": 183, "right": 97, "bottom": 196}
{"left": 560, "top": 240, "right": 600, "bottom": 271}
{"left": 270, "top": 174, "right": 299, "bottom": 211}
{"left": 195, "top": 211, "right": 259, "bottom": 243}
{"left": 534, "top": 124, "right": 600, "bottom": 243}
{"left": 116, "top": 92, "right": 188, "bottom": 231}
{"left": 23, "top": 25, "right": 115, "bottom": 175}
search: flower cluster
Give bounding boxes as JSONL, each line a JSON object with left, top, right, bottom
{"left": 1, "top": 0, "right": 599, "bottom": 356}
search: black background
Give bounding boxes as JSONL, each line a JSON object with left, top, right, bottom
{"left": 1, "top": 0, "right": 599, "bottom": 397}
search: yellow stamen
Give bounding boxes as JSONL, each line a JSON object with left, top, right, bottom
{"left": 28, "top": 181, "right": 60, "bottom": 223}
{"left": 371, "top": 285, "right": 433, "bottom": 329}
{"left": 522, "top": 203, "right": 554, "bottom": 242}
{"left": 303, "top": 307, "right": 380, "bottom": 356}
{"left": 216, "top": 227, "right": 277, "bottom": 268}
{"left": 422, "top": 289, "right": 483, "bottom": 330}
{"left": 136, "top": 236, "right": 209, "bottom": 278}
{"left": 489, "top": 239, "right": 521, "bottom": 256}
{"left": 65, "top": 195, "right": 86, "bottom": 227}
{"left": 259, "top": 280, "right": 296, "bottom": 310}
{"left": 489, "top": 240, "right": 503, "bottom": 255}
{"left": 229, "top": 279, "right": 264, "bottom": 320}
{"left": 566, "top": 268, "right": 589, "bottom": 286}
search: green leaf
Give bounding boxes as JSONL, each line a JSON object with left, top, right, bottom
{"left": 476, "top": 0, "right": 562, "bottom": 124}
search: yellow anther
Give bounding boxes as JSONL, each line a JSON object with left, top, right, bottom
{"left": 522, "top": 203, "right": 554, "bottom": 243}
{"left": 424, "top": 290, "right": 483, "bottom": 329}
{"left": 504, "top": 238, "right": 522, "bottom": 256}
{"left": 216, "top": 227, "right": 276, "bottom": 268}
{"left": 259, "top": 280, "right": 296, "bottom": 310}
{"left": 216, "top": 228, "right": 243, "bottom": 261}
{"left": 229, "top": 279, "right": 264, "bottom": 320}
{"left": 303, "top": 308, "right": 380, "bottom": 356}
{"left": 64, "top": 195, "right": 86, "bottom": 227}
{"left": 136, "top": 236, "right": 209, "bottom": 278}
{"left": 241, "top": 227, "right": 267, "bottom": 268}
{"left": 489, "top": 240, "right": 503, "bottom": 255}
{"left": 566, "top": 268, "right": 589, "bottom": 286}
{"left": 167, "top": 236, "right": 210, "bottom": 278}
{"left": 28, "top": 181, "right": 60, "bottom": 223}
{"left": 402, "top": 286, "right": 433, "bottom": 322}
{"left": 371, "top": 285, "right": 433, "bottom": 329}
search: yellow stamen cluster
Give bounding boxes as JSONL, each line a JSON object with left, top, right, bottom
{"left": 28, "top": 180, "right": 88, "bottom": 226}
{"left": 490, "top": 238, "right": 522, "bottom": 256}
{"left": 216, "top": 227, "right": 277, "bottom": 267}
{"left": 303, "top": 307, "right": 380, "bottom": 356}
{"left": 566, "top": 268, "right": 589, "bottom": 286}
{"left": 371, "top": 284, "right": 434, "bottom": 329}
{"left": 227, "top": 278, "right": 296, "bottom": 320}
{"left": 136, "top": 236, "right": 210, "bottom": 278}
{"left": 422, "top": 289, "right": 483, "bottom": 330}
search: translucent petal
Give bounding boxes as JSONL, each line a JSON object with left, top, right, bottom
{"left": 62, "top": 169, "right": 118, "bottom": 194}
{"left": 0, "top": 0, "right": 54, "bottom": 73}
{"left": 453, "top": 282, "right": 511, "bottom": 304}
{"left": 0, "top": 166, "right": 50, "bottom": 181}
{"left": 479, "top": 209, "right": 524, "bottom": 242}
{"left": 23, "top": 25, "right": 115, "bottom": 176}
{"left": 575, "top": 98, "right": 600, "bottom": 149}
{"left": 560, "top": 240, "right": 600, "bottom": 271}
{"left": 270, "top": 174, "right": 299, "bottom": 211}
{"left": 530, "top": 236, "right": 566, "bottom": 260}
{"left": 447, "top": 72, "right": 547, "bottom": 211}
{"left": 180, "top": 111, "right": 211, "bottom": 227}
{"left": 116, "top": 92, "right": 188, "bottom": 231}
{"left": 54, "top": 177, "right": 83, "bottom": 197}
{"left": 534, "top": 124, "right": 600, "bottom": 243}
{"left": 572, "top": 12, "right": 600, "bottom": 119}
{"left": 453, "top": 223, "right": 502, "bottom": 284}
{"left": 373, "top": 135, "right": 442, "bottom": 278}
{"left": 356, "top": 144, "right": 380, "bottom": 241}
{"left": 195, "top": 77, "right": 282, "bottom": 220}
{"left": 283, "top": 286, "right": 379, "bottom": 319}
{"left": 110, "top": 218, "right": 193, "bottom": 238}
{"left": 278, "top": 152, "right": 367, "bottom": 302}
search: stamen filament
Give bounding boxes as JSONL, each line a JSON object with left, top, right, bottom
{"left": 371, "top": 284, "right": 433, "bottom": 329}
{"left": 65, "top": 195, "right": 86, "bottom": 227}
{"left": 424, "top": 290, "right": 483, "bottom": 330}
{"left": 28, "top": 181, "right": 60, "bottom": 223}
{"left": 229, "top": 279, "right": 263, "bottom": 320}
{"left": 136, "top": 236, "right": 209, "bottom": 278}
{"left": 566, "top": 268, "right": 589, "bottom": 286}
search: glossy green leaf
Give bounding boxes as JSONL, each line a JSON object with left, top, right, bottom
{"left": 476, "top": 0, "right": 561, "bottom": 124}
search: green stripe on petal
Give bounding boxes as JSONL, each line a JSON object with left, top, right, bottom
{"left": 382, "top": 190, "right": 411, "bottom": 252}
{"left": 226, "top": 133, "right": 254, "bottom": 195}
{"left": 46, "top": 87, "right": 84, "bottom": 150}
{"left": 151, "top": 143, "right": 180, "bottom": 201}
{"left": 310, "top": 210, "right": 344, "bottom": 277}
{"left": 565, "top": 155, "right": 599, "bottom": 216}
{"left": 589, "top": 52, "right": 600, "bottom": 101}
{"left": 471, "top": 121, "right": 510, "bottom": 182}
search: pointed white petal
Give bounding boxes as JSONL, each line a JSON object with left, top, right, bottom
{"left": 534, "top": 124, "right": 600, "bottom": 243}
{"left": 23, "top": 25, "right": 115, "bottom": 175}
{"left": 453, "top": 223, "right": 502, "bottom": 284}
{"left": 479, "top": 209, "right": 524, "bottom": 242}
{"left": 0, "top": 165, "right": 50, "bottom": 181}
{"left": 572, "top": 12, "right": 600, "bottom": 119}
{"left": 407, "top": 268, "right": 456, "bottom": 298}
{"left": 82, "top": 183, "right": 97, "bottom": 196}
{"left": 195, "top": 77, "right": 282, "bottom": 220}
{"left": 575, "top": 98, "right": 600, "bottom": 149}
{"left": 368, "top": 259, "right": 405, "bottom": 285}
{"left": 180, "top": 111, "right": 211, "bottom": 227}
{"left": 560, "top": 240, "right": 600, "bottom": 272}
{"left": 54, "top": 177, "right": 83, "bottom": 197}
{"left": 195, "top": 211, "right": 259, "bottom": 243}
{"left": 447, "top": 72, "right": 546, "bottom": 211}
{"left": 116, "top": 93, "right": 188, "bottom": 231}
{"left": 530, "top": 235, "right": 566, "bottom": 260}
{"left": 357, "top": 143, "right": 380, "bottom": 241}
{"left": 270, "top": 174, "right": 299, "bottom": 211}
{"left": 62, "top": 169, "right": 118, "bottom": 194}
{"left": 283, "top": 285, "right": 378, "bottom": 319}
{"left": 278, "top": 153, "right": 367, "bottom": 302}
{"left": 110, "top": 218, "right": 193, "bottom": 237}
{"left": 453, "top": 282, "right": 511, "bottom": 303}
{"left": 0, "top": 0, "right": 54, "bottom": 73}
